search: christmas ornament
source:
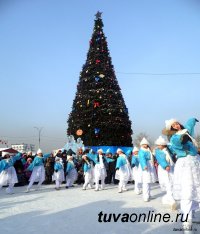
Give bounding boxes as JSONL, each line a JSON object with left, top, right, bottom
{"left": 96, "top": 59, "right": 100, "bottom": 64}
{"left": 99, "top": 74, "right": 105, "bottom": 78}
{"left": 76, "top": 129, "right": 83, "bottom": 136}
{"left": 87, "top": 99, "right": 90, "bottom": 106}
{"left": 94, "top": 128, "right": 100, "bottom": 134}
{"left": 95, "top": 77, "right": 100, "bottom": 82}
{"left": 94, "top": 101, "right": 100, "bottom": 108}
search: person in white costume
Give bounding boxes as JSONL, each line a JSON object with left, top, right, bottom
{"left": 66, "top": 155, "right": 78, "bottom": 188}
{"left": 0, "top": 152, "right": 22, "bottom": 194}
{"left": 131, "top": 146, "right": 142, "bottom": 195}
{"left": 154, "top": 136, "right": 177, "bottom": 210}
{"left": 115, "top": 148, "right": 131, "bottom": 193}
{"left": 138, "top": 138, "right": 157, "bottom": 202}
{"left": 52, "top": 157, "right": 65, "bottom": 190}
{"left": 94, "top": 149, "right": 107, "bottom": 191}
{"left": 82, "top": 154, "right": 94, "bottom": 190}
{"left": 26, "top": 149, "right": 51, "bottom": 192}
{"left": 163, "top": 117, "right": 200, "bottom": 227}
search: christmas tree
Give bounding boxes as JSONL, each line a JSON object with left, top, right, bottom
{"left": 67, "top": 12, "right": 133, "bottom": 147}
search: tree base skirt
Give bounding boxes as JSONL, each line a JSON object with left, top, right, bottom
{"left": 86, "top": 146, "right": 133, "bottom": 154}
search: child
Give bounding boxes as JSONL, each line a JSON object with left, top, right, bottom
{"left": 154, "top": 136, "right": 176, "bottom": 210}
{"left": 115, "top": 149, "right": 130, "bottom": 193}
{"left": 24, "top": 158, "right": 32, "bottom": 183}
{"left": 0, "top": 152, "right": 22, "bottom": 194}
{"left": 52, "top": 157, "right": 65, "bottom": 190}
{"left": 26, "top": 149, "right": 51, "bottom": 192}
{"left": 44, "top": 157, "right": 54, "bottom": 184}
{"left": 131, "top": 146, "right": 142, "bottom": 195}
{"left": 138, "top": 138, "right": 157, "bottom": 202}
{"left": 66, "top": 155, "right": 78, "bottom": 188}
{"left": 82, "top": 154, "right": 94, "bottom": 190}
{"left": 163, "top": 118, "right": 200, "bottom": 225}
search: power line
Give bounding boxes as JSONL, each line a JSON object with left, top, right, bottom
{"left": 116, "top": 72, "right": 200, "bottom": 76}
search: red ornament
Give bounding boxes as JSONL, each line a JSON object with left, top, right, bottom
{"left": 96, "top": 59, "right": 100, "bottom": 64}
{"left": 94, "top": 101, "right": 100, "bottom": 108}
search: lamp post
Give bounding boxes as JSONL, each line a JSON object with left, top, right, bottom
{"left": 34, "top": 127, "right": 43, "bottom": 149}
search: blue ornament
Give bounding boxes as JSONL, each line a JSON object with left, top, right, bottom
{"left": 94, "top": 128, "right": 100, "bottom": 134}
{"left": 95, "top": 77, "right": 100, "bottom": 82}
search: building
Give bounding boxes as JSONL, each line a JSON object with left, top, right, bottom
{"left": 11, "top": 143, "right": 35, "bottom": 153}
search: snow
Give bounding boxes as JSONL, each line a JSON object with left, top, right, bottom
{"left": 0, "top": 183, "right": 199, "bottom": 234}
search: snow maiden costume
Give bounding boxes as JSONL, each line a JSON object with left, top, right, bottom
{"left": 115, "top": 149, "right": 131, "bottom": 193}
{"left": 52, "top": 156, "right": 65, "bottom": 190}
{"left": 163, "top": 118, "right": 200, "bottom": 224}
{"left": 82, "top": 154, "right": 94, "bottom": 190}
{"left": 26, "top": 149, "right": 51, "bottom": 192}
{"left": 154, "top": 136, "right": 176, "bottom": 210}
{"left": 87, "top": 149, "right": 107, "bottom": 191}
{"left": 131, "top": 147, "right": 142, "bottom": 195}
{"left": 138, "top": 138, "right": 157, "bottom": 202}
{"left": 0, "top": 152, "right": 22, "bottom": 194}
{"left": 66, "top": 155, "right": 78, "bottom": 188}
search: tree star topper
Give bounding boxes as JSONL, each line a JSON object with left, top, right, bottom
{"left": 95, "top": 11, "right": 102, "bottom": 19}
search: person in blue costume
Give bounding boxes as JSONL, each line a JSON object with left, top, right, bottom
{"left": 138, "top": 138, "right": 157, "bottom": 202}
{"left": 66, "top": 155, "right": 78, "bottom": 188}
{"left": 115, "top": 148, "right": 130, "bottom": 193}
{"left": 26, "top": 149, "right": 51, "bottom": 192}
{"left": 163, "top": 117, "right": 200, "bottom": 225}
{"left": 131, "top": 146, "right": 141, "bottom": 195}
{"left": 82, "top": 154, "right": 94, "bottom": 190}
{"left": 154, "top": 136, "right": 176, "bottom": 210}
{"left": 0, "top": 152, "right": 22, "bottom": 194}
{"left": 52, "top": 156, "right": 65, "bottom": 190}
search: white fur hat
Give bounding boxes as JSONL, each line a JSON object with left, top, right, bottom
{"left": 140, "top": 137, "right": 150, "bottom": 146}
{"left": 97, "top": 149, "right": 103, "bottom": 153}
{"left": 67, "top": 155, "right": 73, "bottom": 161}
{"left": 165, "top": 118, "right": 178, "bottom": 130}
{"left": 155, "top": 136, "right": 168, "bottom": 146}
{"left": 116, "top": 148, "right": 123, "bottom": 154}
{"left": 2, "top": 152, "right": 10, "bottom": 157}
{"left": 132, "top": 146, "right": 139, "bottom": 152}
{"left": 37, "top": 149, "right": 43, "bottom": 154}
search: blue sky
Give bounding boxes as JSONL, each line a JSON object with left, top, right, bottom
{"left": 0, "top": 0, "right": 200, "bottom": 152}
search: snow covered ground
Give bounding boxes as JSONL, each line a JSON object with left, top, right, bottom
{"left": 0, "top": 183, "right": 199, "bottom": 234}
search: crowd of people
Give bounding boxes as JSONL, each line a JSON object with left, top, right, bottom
{"left": 0, "top": 117, "right": 200, "bottom": 229}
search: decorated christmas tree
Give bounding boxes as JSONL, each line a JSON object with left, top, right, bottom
{"left": 67, "top": 12, "right": 133, "bottom": 147}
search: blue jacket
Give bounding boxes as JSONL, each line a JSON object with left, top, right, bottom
{"left": 27, "top": 153, "right": 51, "bottom": 171}
{"left": 66, "top": 161, "right": 75, "bottom": 173}
{"left": 131, "top": 155, "right": 139, "bottom": 167}
{"left": 54, "top": 162, "right": 63, "bottom": 171}
{"left": 0, "top": 153, "right": 22, "bottom": 172}
{"left": 155, "top": 149, "right": 169, "bottom": 169}
{"left": 83, "top": 163, "right": 91, "bottom": 173}
{"left": 116, "top": 155, "right": 127, "bottom": 169}
{"left": 138, "top": 149, "right": 151, "bottom": 170}
{"left": 170, "top": 118, "right": 198, "bottom": 158}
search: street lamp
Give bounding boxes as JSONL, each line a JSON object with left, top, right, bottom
{"left": 34, "top": 127, "right": 43, "bottom": 149}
